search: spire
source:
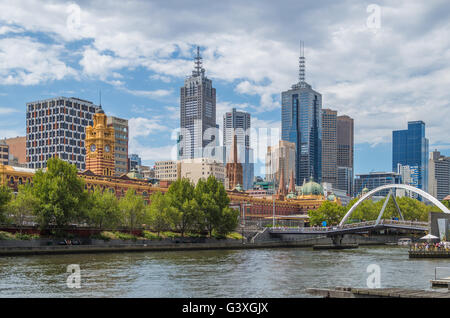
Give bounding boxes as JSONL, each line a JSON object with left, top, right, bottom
{"left": 277, "top": 166, "right": 287, "bottom": 196}
{"left": 229, "top": 131, "right": 238, "bottom": 163}
{"left": 288, "top": 169, "right": 295, "bottom": 193}
{"left": 299, "top": 41, "right": 305, "bottom": 83}
{"left": 193, "top": 45, "right": 204, "bottom": 76}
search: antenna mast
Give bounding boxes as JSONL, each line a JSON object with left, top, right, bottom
{"left": 299, "top": 41, "right": 305, "bottom": 83}
{"left": 194, "top": 46, "right": 203, "bottom": 76}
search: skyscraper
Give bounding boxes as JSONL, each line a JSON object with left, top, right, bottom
{"left": 26, "top": 97, "right": 99, "bottom": 170}
{"left": 392, "top": 121, "right": 429, "bottom": 192}
{"left": 223, "top": 108, "right": 253, "bottom": 190}
{"left": 281, "top": 43, "right": 322, "bottom": 185}
{"left": 321, "top": 109, "right": 337, "bottom": 186}
{"left": 179, "top": 46, "right": 216, "bottom": 160}
{"left": 337, "top": 115, "right": 354, "bottom": 196}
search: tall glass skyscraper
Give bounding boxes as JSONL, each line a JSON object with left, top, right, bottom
{"left": 179, "top": 47, "right": 216, "bottom": 159}
{"left": 392, "top": 121, "right": 429, "bottom": 192}
{"left": 281, "top": 44, "right": 322, "bottom": 185}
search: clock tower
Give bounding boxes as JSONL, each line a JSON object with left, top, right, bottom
{"left": 85, "top": 107, "right": 115, "bottom": 176}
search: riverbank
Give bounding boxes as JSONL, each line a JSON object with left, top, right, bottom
{"left": 0, "top": 234, "right": 407, "bottom": 256}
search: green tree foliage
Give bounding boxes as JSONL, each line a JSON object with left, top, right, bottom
{"left": 7, "top": 184, "right": 39, "bottom": 231}
{"left": 32, "top": 157, "right": 88, "bottom": 230}
{"left": 147, "top": 191, "right": 174, "bottom": 235}
{"left": 308, "top": 201, "right": 347, "bottom": 226}
{"left": 0, "top": 185, "right": 12, "bottom": 223}
{"left": 195, "top": 176, "right": 236, "bottom": 237}
{"left": 442, "top": 200, "right": 450, "bottom": 209}
{"left": 119, "top": 189, "right": 147, "bottom": 232}
{"left": 86, "top": 188, "right": 121, "bottom": 229}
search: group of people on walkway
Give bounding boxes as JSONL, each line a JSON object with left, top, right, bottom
{"left": 411, "top": 241, "right": 450, "bottom": 251}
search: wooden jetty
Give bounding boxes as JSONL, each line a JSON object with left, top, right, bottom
{"left": 306, "top": 287, "right": 450, "bottom": 298}
{"left": 409, "top": 250, "right": 450, "bottom": 258}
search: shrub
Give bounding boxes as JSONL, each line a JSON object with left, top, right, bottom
{"left": 98, "top": 231, "right": 118, "bottom": 241}
{"left": 15, "top": 233, "right": 40, "bottom": 240}
{"left": 0, "top": 231, "right": 16, "bottom": 240}
{"left": 160, "top": 231, "right": 181, "bottom": 239}
{"left": 226, "top": 232, "right": 243, "bottom": 240}
{"left": 142, "top": 230, "right": 161, "bottom": 240}
{"left": 114, "top": 231, "right": 137, "bottom": 241}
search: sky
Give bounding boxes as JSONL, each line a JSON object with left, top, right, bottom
{"left": 0, "top": 0, "right": 449, "bottom": 177}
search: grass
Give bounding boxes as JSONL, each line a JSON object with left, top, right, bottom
{"left": 226, "top": 232, "right": 244, "bottom": 240}
{"left": 0, "top": 231, "right": 16, "bottom": 240}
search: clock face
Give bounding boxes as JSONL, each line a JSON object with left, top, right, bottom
{"left": 90, "top": 144, "right": 96, "bottom": 152}
{"left": 105, "top": 145, "right": 110, "bottom": 153}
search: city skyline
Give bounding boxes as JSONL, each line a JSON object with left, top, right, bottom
{"left": 0, "top": 1, "right": 449, "bottom": 177}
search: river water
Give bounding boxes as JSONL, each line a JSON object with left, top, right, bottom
{"left": 0, "top": 246, "right": 449, "bottom": 297}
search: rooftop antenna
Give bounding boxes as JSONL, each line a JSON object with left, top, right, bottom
{"left": 299, "top": 41, "right": 305, "bottom": 83}
{"left": 193, "top": 45, "right": 203, "bottom": 76}
{"left": 99, "top": 89, "right": 102, "bottom": 109}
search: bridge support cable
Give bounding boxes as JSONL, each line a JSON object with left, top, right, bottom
{"left": 376, "top": 190, "right": 393, "bottom": 225}
{"left": 391, "top": 193, "right": 404, "bottom": 221}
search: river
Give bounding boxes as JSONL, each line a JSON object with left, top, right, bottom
{"left": 0, "top": 246, "right": 448, "bottom": 297}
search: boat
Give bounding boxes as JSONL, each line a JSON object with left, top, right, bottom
{"left": 398, "top": 238, "right": 412, "bottom": 246}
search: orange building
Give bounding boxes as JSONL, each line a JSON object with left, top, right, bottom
{"left": 85, "top": 108, "right": 115, "bottom": 177}
{"left": 226, "top": 133, "right": 243, "bottom": 190}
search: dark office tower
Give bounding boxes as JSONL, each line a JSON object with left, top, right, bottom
{"left": 26, "top": 97, "right": 99, "bottom": 170}
{"left": 223, "top": 108, "right": 253, "bottom": 190}
{"left": 337, "top": 115, "right": 354, "bottom": 196}
{"left": 392, "top": 121, "right": 429, "bottom": 192}
{"left": 321, "top": 109, "right": 337, "bottom": 187}
{"left": 179, "top": 46, "right": 216, "bottom": 159}
{"left": 281, "top": 42, "right": 322, "bottom": 185}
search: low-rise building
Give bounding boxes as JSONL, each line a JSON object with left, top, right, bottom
{"left": 180, "top": 158, "right": 225, "bottom": 185}
{"left": 155, "top": 160, "right": 179, "bottom": 181}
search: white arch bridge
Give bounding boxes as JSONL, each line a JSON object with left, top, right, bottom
{"left": 269, "top": 184, "right": 449, "bottom": 237}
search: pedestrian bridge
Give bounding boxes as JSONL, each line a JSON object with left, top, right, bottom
{"left": 269, "top": 219, "right": 429, "bottom": 236}
{"left": 270, "top": 184, "right": 449, "bottom": 238}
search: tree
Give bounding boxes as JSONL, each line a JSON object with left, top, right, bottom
{"left": 7, "top": 184, "right": 39, "bottom": 231}
{"left": 215, "top": 206, "right": 239, "bottom": 237}
{"left": 308, "top": 201, "right": 347, "bottom": 226}
{"left": 86, "top": 188, "right": 121, "bottom": 229}
{"left": 0, "top": 185, "right": 12, "bottom": 223}
{"left": 147, "top": 191, "right": 173, "bottom": 235}
{"left": 166, "top": 178, "right": 199, "bottom": 236}
{"left": 119, "top": 189, "right": 147, "bottom": 232}
{"left": 32, "top": 157, "right": 88, "bottom": 231}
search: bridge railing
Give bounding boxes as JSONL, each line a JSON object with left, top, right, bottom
{"left": 379, "top": 219, "right": 428, "bottom": 227}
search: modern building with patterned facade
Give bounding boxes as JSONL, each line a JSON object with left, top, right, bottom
{"left": 85, "top": 108, "right": 115, "bottom": 177}
{"left": 26, "top": 97, "right": 99, "bottom": 170}
{"left": 337, "top": 115, "right": 354, "bottom": 196}
{"left": 179, "top": 47, "right": 216, "bottom": 160}
{"left": 107, "top": 116, "right": 128, "bottom": 176}
{"left": 321, "top": 109, "right": 337, "bottom": 187}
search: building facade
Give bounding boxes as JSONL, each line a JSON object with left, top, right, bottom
{"left": 321, "top": 109, "right": 337, "bottom": 186}
{"left": 266, "top": 140, "right": 296, "bottom": 189}
{"left": 85, "top": 108, "right": 115, "bottom": 177}
{"left": 392, "top": 121, "right": 429, "bottom": 192}
{"left": 154, "top": 160, "right": 179, "bottom": 181}
{"left": 4, "top": 136, "right": 26, "bottom": 166}
{"left": 26, "top": 97, "right": 99, "bottom": 170}
{"left": 179, "top": 47, "right": 217, "bottom": 160}
{"left": 223, "top": 108, "right": 253, "bottom": 190}
{"left": 179, "top": 158, "right": 225, "bottom": 185}
{"left": 107, "top": 116, "right": 128, "bottom": 176}
{"left": 336, "top": 115, "right": 354, "bottom": 196}
{"left": 354, "top": 172, "right": 402, "bottom": 197}
{"left": 428, "top": 150, "right": 450, "bottom": 200}
{"left": 0, "top": 140, "right": 8, "bottom": 165}
{"left": 128, "top": 154, "right": 142, "bottom": 171}
{"left": 281, "top": 49, "right": 322, "bottom": 185}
